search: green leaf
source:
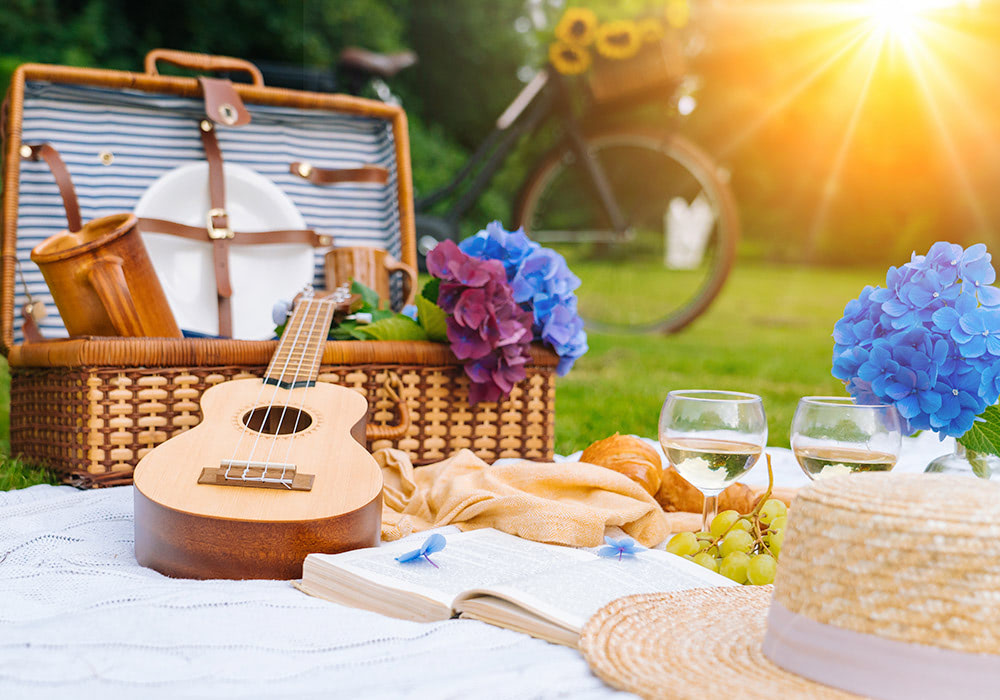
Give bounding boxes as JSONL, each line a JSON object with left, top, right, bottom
{"left": 357, "top": 315, "right": 429, "bottom": 341}
{"left": 416, "top": 295, "right": 449, "bottom": 342}
{"left": 351, "top": 280, "right": 381, "bottom": 311}
{"left": 968, "top": 450, "right": 994, "bottom": 480}
{"left": 421, "top": 277, "right": 440, "bottom": 304}
{"left": 957, "top": 405, "right": 1000, "bottom": 475}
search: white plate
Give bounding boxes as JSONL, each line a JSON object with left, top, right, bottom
{"left": 135, "top": 162, "right": 313, "bottom": 339}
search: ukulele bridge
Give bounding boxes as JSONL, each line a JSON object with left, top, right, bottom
{"left": 198, "top": 460, "right": 314, "bottom": 491}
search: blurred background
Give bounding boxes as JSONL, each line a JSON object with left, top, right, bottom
{"left": 2, "top": 0, "right": 999, "bottom": 464}
{"left": 4, "top": 0, "right": 998, "bottom": 263}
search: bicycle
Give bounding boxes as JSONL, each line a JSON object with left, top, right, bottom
{"left": 260, "top": 43, "right": 739, "bottom": 334}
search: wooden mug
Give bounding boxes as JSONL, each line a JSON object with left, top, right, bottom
{"left": 324, "top": 247, "right": 417, "bottom": 309}
{"left": 30, "top": 213, "right": 182, "bottom": 338}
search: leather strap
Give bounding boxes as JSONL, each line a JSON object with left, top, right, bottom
{"left": 137, "top": 218, "right": 332, "bottom": 247}
{"left": 22, "top": 143, "right": 83, "bottom": 232}
{"left": 198, "top": 122, "right": 233, "bottom": 337}
{"left": 289, "top": 162, "right": 389, "bottom": 186}
{"left": 198, "top": 76, "right": 251, "bottom": 127}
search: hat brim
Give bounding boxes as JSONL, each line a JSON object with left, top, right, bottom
{"left": 579, "top": 587, "right": 862, "bottom": 700}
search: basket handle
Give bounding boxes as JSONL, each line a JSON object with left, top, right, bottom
{"left": 144, "top": 49, "right": 264, "bottom": 87}
{"left": 366, "top": 372, "right": 412, "bottom": 441}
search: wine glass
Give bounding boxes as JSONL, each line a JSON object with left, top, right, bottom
{"left": 790, "top": 397, "right": 902, "bottom": 480}
{"left": 658, "top": 390, "right": 768, "bottom": 531}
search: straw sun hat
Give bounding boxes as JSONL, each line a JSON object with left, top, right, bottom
{"left": 579, "top": 473, "right": 1000, "bottom": 700}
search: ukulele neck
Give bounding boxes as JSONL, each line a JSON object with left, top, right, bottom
{"left": 264, "top": 298, "right": 335, "bottom": 389}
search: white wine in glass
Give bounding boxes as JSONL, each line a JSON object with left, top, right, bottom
{"left": 790, "top": 397, "right": 902, "bottom": 481}
{"left": 659, "top": 390, "right": 768, "bottom": 530}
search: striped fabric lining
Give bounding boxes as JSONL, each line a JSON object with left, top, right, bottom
{"left": 13, "top": 81, "right": 403, "bottom": 343}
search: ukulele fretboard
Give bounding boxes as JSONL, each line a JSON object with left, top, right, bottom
{"left": 264, "top": 298, "right": 336, "bottom": 389}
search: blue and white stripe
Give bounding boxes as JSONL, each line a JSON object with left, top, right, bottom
{"left": 14, "top": 81, "right": 403, "bottom": 342}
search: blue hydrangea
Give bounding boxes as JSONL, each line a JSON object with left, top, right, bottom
{"left": 832, "top": 241, "right": 1000, "bottom": 438}
{"left": 460, "top": 221, "right": 587, "bottom": 375}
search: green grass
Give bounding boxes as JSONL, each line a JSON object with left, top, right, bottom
{"left": 0, "top": 261, "right": 878, "bottom": 489}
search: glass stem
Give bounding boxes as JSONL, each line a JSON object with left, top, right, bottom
{"left": 701, "top": 493, "right": 718, "bottom": 531}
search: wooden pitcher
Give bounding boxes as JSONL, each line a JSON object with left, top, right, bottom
{"left": 30, "top": 213, "right": 182, "bottom": 338}
{"left": 324, "top": 247, "right": 417, "bottom": 309}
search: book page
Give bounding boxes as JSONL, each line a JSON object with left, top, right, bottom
{"left": 316, "top": 528, "right": 594, "bottom": 608}
{"left": 457, "top": 549, "right": 737, "bottom": 632}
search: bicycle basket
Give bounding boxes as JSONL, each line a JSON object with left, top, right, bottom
{"left": 587, "top": 37, "right": 685, "bottom": 103}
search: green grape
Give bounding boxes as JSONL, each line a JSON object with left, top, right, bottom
{"left": 767, "top": 528, "right": 785, "bottom": 556}
{"left": 710, "top": 510, "right": 741, "bottom": 538}
{"left": 769, "top": 515, "right": 787, "bottom": 533}
{"left": 695, "top": 531, "right": 714, "bottom": 541}
{"left": 759, "top": 499, "right": 788, "bottom": 526}
{"left": 719, "top": 551, "right": 750, "bottom": 583}
{"left": 666, "top": 532, "right": 699, "bottom": 557}
{"left": 748, "top": 553, "right": 777, "bottom": 585}
{"left": 692, "top": 552, "right": 720, "bottom": 572}
{"left": 719, "top": 529, "right": 754, "bottom": 557}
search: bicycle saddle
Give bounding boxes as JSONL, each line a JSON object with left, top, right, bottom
{"left": 338, "top": 47, "right": 417, "bottom": 78}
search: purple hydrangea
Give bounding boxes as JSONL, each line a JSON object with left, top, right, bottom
{"left": 832, "top": 241, "right": 1000, "bottom": 437}
{"left": 460, "top": 221, "right": 588, "bottom": 375}
{"left": 427, "top": 240, "right": 534, "bottom": 404}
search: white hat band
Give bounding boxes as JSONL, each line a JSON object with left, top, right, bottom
{"left": 763, "top": 600, "right": 1000, "bottom": 700}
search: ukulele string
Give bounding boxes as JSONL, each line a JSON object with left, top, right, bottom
{"left": 261, "top": 298, "right": 333, "bottom": 486}
{"left": 223, "top": 295, "right": 315, "bottom": 481}
{"left": 275, "top": 300, "right": 333, "bottom": 487}
{"left": 242, "top": 296, "right": 322, "bottom": 482}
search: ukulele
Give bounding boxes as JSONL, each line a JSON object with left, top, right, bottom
{"left": 133, "top": 288, "right": 382, "bottom": 580}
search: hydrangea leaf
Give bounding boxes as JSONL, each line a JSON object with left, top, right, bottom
{"left": 421, "top": 277, "right": 440, "bottom": 304}
{"left": 351, "top": 280, "right": 381, "bottom": 311}
{"left": 957, "top": 405, "right": 1000, "bottom": 472}
{"left": 416, "top": 295, "right": 449, "bottom": 342}
{"left": 357, "top": 315, "right": 429, "bottom": 341}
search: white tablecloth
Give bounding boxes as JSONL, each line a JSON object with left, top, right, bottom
{"left": 0, "top": 434, "right": 952, "bottom": 699}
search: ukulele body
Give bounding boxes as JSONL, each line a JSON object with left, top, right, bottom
{"left": 133, "top": 378, "right": 382, "bottom": 580}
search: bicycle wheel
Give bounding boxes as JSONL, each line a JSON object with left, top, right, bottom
{"left": 514, "top": 128, "right": 739, "bottom": 334}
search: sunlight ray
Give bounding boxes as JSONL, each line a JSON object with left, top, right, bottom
{"left": 805, "top": 31, "right": 886, "bottom": 254}
{"left": 900, "top": 38, "right": 992, "bottom": 234}
{"left": 719, "top": 24, "right": 872, "bottom": 156}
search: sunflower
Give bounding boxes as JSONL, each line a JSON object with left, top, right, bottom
{"left": 637, "top": 17, "right": 666, "bottom": 44}
{"left": 555, "top": 7, "right": 598, "bottom": 47}
{"left": 549, "top": 41, "right": 592, "bottom": 75}
{"left": 595, "top": 20, "right": 641, "bottom": 60}
{"left": 665, "top": 0, "right": 691, "bottom": 29}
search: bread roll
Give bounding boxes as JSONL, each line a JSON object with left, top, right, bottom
{"left": 655, "top": 467, "right": 758, "bottom": 514}
{"left": 580, "top": 433, "right": 662, "bottom": 496}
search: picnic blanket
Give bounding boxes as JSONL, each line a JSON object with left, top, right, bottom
{"left": 0, "top": 435, "right": 948, "bottom": 699}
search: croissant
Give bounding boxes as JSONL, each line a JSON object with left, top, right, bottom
{"left": 580, "top": 433, "right": 662, "bottom": 496}
{"left": 655, "top": 467, "right": 758, "bottom": 514}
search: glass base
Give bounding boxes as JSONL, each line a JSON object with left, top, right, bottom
{"left": 925, "top": 444, "right": 1000, "bottom": 480}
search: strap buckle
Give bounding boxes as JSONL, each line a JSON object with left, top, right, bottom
{"left": 206, "top": 208, "right": 233, "bottom": 240}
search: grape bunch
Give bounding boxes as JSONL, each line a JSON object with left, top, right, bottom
{"left": 665, "top": 456, "right": 787, "bottom": 585}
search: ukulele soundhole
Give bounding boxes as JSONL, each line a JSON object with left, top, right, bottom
{"left": 242, "top": 406, "right": 314, "bottom": 435}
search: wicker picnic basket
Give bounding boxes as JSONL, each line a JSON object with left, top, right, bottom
{"left": 587, "top": 37, "right": 685, "bottom": 104}
{"left": 2, "top": 51, "right": 557, "bottom": 486}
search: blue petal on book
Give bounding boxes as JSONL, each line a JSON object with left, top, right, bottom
{"left": 421, "top": 533, "right": 447, "bottom": 555}
{"left": 395, "top": 548, "right": 423, "bottom": 563}
{"left": 395, "top": 534, "right": 448, "bottom": 565}
{"left": 597, "top": 536, "right": 641, "bottom": 559}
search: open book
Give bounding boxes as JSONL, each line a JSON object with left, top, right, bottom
{"left": 295, "top": 528, "right": 735, "bottom": 647}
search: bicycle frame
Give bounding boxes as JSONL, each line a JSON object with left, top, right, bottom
{"left": 415, "top": 69, "right": 628, "bottom": 242}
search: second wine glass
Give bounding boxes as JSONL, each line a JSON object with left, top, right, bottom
{"left": 790, "top": 396, "right": 902, "bottom": 480}
{"left": 658, "top": 390, "right": 768, "bottom": 530}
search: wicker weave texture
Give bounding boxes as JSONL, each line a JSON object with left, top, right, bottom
{"left": 11, "top": 363, "right": 555, "bottom": 487}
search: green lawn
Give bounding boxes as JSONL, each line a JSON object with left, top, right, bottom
{"left": 0, "top": 261, "right": 878, "bottom": 488}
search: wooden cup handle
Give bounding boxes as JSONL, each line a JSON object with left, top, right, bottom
{"left": 384, "top": 256, "right": 417, "bottom": 307}
{"left": 366, "top": 373, "right": 412, "bottom": 441}
{"left": 85, "top": 257, "right": 145, "bottom": 337}
{"left": 144, "top": 49, "right": 265, "bottom": 87}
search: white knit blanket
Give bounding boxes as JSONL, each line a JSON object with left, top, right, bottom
{"left": 0, "top": 435, "right": 949, "bottom": 699}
